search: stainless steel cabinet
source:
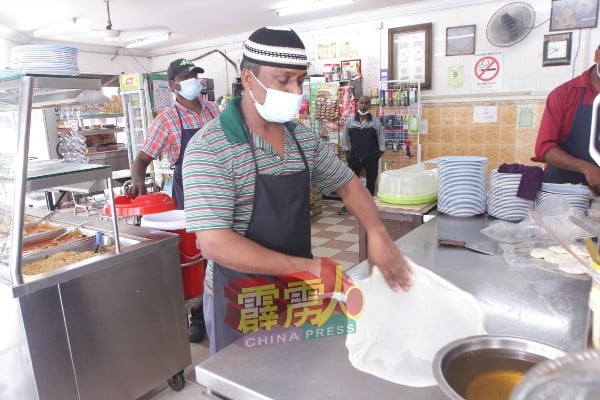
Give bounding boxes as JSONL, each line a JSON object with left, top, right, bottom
{"left": 0, "top": 74, "right": 190, "bottom": 400}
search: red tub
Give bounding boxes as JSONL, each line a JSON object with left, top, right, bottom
{"left": 141, "top": 210, "right": 205, "bottom": 300}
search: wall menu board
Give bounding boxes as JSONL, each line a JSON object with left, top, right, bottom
{"left": 389, "top": 23, "right": 432, "bottom": 89}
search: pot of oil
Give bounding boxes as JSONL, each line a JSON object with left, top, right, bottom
{"left": 432, "top": 335, "right": 566, "bottom": 400}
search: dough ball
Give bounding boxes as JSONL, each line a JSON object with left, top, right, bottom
{"left": 530, "top": 248, "right": 551, "bottom": 258}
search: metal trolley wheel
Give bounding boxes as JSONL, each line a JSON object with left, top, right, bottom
{"left": 167, "top": 370, "right": 186, "bottom": 391}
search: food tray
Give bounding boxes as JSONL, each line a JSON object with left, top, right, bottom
{"left": 23, "top": 225, "right": 67, "bottom": 245}
{"left": 22, "top": 229, "right": 143, "bottom": 277}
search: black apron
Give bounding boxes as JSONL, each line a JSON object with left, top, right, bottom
{"left": 544, "top": 88, "right": 599, "bottom": 185}
{"left": 172, "top": 104, "right": 215, "bottom": 209}
{"left": 212, "top": 127, "right": 313, "bottom": 352}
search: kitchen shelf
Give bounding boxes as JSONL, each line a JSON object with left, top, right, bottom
{"left": 26, "top": 163, "right": 111, "bottom": 191}
{"left": 79, "top": 127, "right": 124, "bottom": 135}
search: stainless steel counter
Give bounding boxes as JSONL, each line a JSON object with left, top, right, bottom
{"left": 1, "top": 217, "right": 191, "bottom": 400}
{"left": 195, "top": 214, "right": 592, "bottom": 399}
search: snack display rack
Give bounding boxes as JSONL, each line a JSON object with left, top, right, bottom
{"left": 378, "top": 79, "right": 421, "bottom": 168}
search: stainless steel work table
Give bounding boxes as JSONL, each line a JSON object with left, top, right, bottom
{"left": 195, "top": 214, "right": 592, "bottom": 399}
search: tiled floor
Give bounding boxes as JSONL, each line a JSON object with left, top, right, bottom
{"left": 141, "top": 198, "right": 358, "bottom": 399}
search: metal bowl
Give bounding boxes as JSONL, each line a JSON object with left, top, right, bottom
{"left": 432, "top": 335, "right": 566, "bottom": 400}
{"left": 510, "top": 349, "right": 600, "bottom": 400}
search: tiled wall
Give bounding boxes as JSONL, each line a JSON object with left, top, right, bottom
{"left": 383, "top": 100, "right": 548, "bottom": 171}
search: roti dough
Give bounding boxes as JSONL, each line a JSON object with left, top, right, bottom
{"left": 345, "top": 258, "right": 486, "bottom": 387}
{"left": 548, "top": 245, "right": 568, "bottom": 254}
{"left": 530, "top": 248, "right": 552, "bottom": 258}
{"left": 558, "top": 262, "right": 589, "bottom": 274}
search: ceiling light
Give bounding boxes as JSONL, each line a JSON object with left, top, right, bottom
{"left": 125, "top": 32, "right": 171, "bottom": 48}
{"left": 276, "top": 0, "right": 355, "bottom": 16}
{"left": 32, "top": 18, "right": 81, "bottom": 37}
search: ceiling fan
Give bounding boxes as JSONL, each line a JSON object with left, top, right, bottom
{"left": 91, "top": 0, "right": 170, "bottom": 45}
{"left": 99, "top": 0, "right": 122, "bottom": 41}
{"left": 31, "top": 0, "right": 170, "bottom": 47}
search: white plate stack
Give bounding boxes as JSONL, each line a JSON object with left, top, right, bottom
{"left": 536, "top": 183, "right": 592, "bottom": 215}
{"left": 437, "top": 156, "right": 488, "bottom": 217}
{"left": 9, "top": 45, "right": 79, "bottom": 76}
{"left": 487, "top": 169, "right": 535, "bottom": 222}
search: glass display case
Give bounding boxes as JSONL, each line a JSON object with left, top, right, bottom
{"left": 0, "top": 74, "right": 122, "bottom": 286}
{"left": 0, "top": 74, "right": 190, "bottom": 399}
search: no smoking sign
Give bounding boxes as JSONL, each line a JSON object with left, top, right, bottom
{"left": 474, "top": 56, "right": 500, "bottom": 82}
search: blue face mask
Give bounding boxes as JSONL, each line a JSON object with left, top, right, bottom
{"left": 177, "top": 78, "right": 202, "bottom": 100}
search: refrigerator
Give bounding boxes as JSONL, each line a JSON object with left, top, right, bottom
{"left": 119, "top": 73, "right": 170, "bottom": 168}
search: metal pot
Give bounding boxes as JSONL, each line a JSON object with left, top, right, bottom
{"left": 432, "top": 335, "right": 566, "bottom": 400}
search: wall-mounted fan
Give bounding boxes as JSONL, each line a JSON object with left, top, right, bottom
{"left": 486, "top": 2, "right": 536, "bottom": 47}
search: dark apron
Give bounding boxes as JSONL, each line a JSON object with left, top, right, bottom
{"left": 211, "top": 127, "right": 313, "bottom": 352}
{"left": 544, "top": 88, "right": 599, "bottom": 185}
{"left": 172, "top": 104, "right": 215, "bottom": 209}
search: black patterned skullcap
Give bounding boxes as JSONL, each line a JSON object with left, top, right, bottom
{"left": 242, "top": 27, "right": 307, "bottom": 70}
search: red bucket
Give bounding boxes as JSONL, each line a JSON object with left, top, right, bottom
{"left": 140, "top": 210, "right": 205, "bottom": 299}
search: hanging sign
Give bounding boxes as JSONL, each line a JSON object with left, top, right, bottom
{"left": 471, "top": 52, "right": 503, "bottom": 90}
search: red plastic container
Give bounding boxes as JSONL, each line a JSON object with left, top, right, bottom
{"left": 103, "top": 193, "right": 176, "bottom": 217}
{"left": 140, "top": 210, "right": 205, "bottom": 300}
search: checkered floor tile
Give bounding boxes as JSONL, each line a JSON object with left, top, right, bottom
{"left": 311, "top": 199, "right": 359, "bottom": 270}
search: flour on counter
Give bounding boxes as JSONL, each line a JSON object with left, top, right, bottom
{"left": 345, "top": 258, "right": 486, "bottom": 387}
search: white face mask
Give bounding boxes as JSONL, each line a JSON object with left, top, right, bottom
{"left": 358, "top": 110, "right": 369, "bottom": 116}
{"left": 249, "top": 71, "right": 303, "bottom": 123}
{"left": 177, "top": 78, "right": 202, "bottom": 101}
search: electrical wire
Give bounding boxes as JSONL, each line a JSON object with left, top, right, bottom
{"left": 155, "top": 49, "right": 239, "bottom": 76}
{"left": 572, "top": 30, "right": 582, "bottom": 78}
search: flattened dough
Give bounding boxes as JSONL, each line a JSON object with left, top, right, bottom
{"left": 530, "top": 248, "right": 552, "bottom": 258}
{"left": 544, "top": 252, "right": 578, "bottom": 265}
{"left": 558, "top": 262, "right": 589, "bottom": 274}
{"left": 548, "top": 245, "right": 568, "bottom": 254}
{"left": 345, "top": 258, "right": 486, "bottom": 387}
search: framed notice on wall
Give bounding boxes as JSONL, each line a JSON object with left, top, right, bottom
{"left": 543, "top": 32, "right": 572, "bottom": 66}
{"left": 446, "top": 25, "right": 476, "bottom": 56}
{"left": 550, "top": 0, "right": 599, "bottom": 31}
{"left": 388, "top": 23, "right": 432, "bottom": 89}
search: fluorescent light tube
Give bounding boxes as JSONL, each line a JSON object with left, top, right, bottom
{"left": 276, "top": 0, "right": 354, "bottom": 16}
{"left": 125, "top": 32, "right": 171, "bottom": 49}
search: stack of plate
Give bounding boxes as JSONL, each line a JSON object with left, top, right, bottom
{"left": 487, "top": 169, "right": 535, "bottom": 222}
{"left": 437, "top": 156, "right": 487, "bottom": 217}
{"left": 9, "top": 45, "right": 79, "bottom": 76}
{"left": 536, "top": 183, "right": 592, "bottom": 215}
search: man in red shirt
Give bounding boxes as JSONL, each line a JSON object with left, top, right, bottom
{"left": 533, "top": 45, "right": 600, "bottom": 194}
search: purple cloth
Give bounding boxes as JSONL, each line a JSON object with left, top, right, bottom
{"left": 497, "top": 163, "right": 544, "bottom": 201}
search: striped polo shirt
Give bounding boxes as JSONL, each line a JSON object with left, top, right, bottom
{"left": 182, "top": 97, "right": 354, "bottom": 294}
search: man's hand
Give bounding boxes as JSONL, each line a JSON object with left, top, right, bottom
{"left": 583, "top": 161, "right": 600, "bottom": 194}
{"left": 125, "top": 180, "right": 147, "bottom": 199}
{"left": 366, "top": 229, "right": 413, "bottom": 292}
